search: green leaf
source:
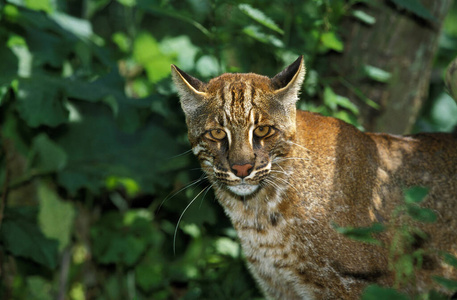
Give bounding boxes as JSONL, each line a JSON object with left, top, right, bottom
{"left": 433, "top": 276, "right": 457, "bottom": 291}
{"left": 85, "top": 0, "right": 110, "bottom": 18}
{"left": 323, "top": 86, "right": 359, "bottom": 114}
{"left": 320, "top": 31, "right": 344, "bottom": 52}
{"left": 243, "top": 25, "right": 284, "bottom": 48}
{"left": 28, "top": 133, "right": 68, "bottom": 174}
{"left": 38, "top": 182, "right": 75, "bottom": 251}
{"left": 98, "top": 234, "right": 146, "bottom": 266}
{"left": 140, "top": 6, "right": 211, "bottom": 38}
{"left": 393, "top": 254, "right": 415, "bottom": 281}
{"left": 160, "top": 36, "right": 199, "bottom": 71}
{"left": 50, "top": 12, "right": 93, "bottom": 40}
{"left": 333, "top": 110, "right": 361, "bottom": 129}
{"left": 4, "top": 4, "right": 20, "bottom": 21}
{"left": 16, "top": 77, "right": 69, "bottom": 127}
{"left": 444, "top": 58, "right": 457, "bottom": 103}
{"left": 135, "top": 252, "right": 165, "bottom": 292}
{"left": 441, "top": 252, "right": 457, "bottom": 268}
{"left": 215, "top": 237, "right": 240, "bottom": 258}
{"left": 56, "top": 100, "right": 181, "bottom": 195}
{"left": 352, "top": 10, "right": 376, "bottom": 25}
{"left": 430, "top": 92, "right": 457, "bottom": 132}
{"left": 7, "top": 34, "right": 32, "bottom": 78}
{"left": 238, "top": 4, "right": 284, "bottom": 34}
{"left": 117, "top": 0, "right": 137, "bottom": 7}
{"left": 339, "top": 77, "right": 380, "bottom": 110}
{"left": 0, "top": 209, "right": 59, "bottom": 268}
{"left": 426, "top": 290, "right": 450, "bottom": 300}
{"left": 404, "top": 186, "right": 429, "bottom": 204}
{"left": 8, "top": 8, "right": 79, "bottom": 68}
{"left": 133, "top": 32, "right": 175, "bottom": 83}
{"left": 112, "top": 32, "right": 130, "bottom": 53}
{"left": 105, "top": 176, "right": 141, "bottom": 198}
{"left": 363, "top": 65, "right": 392, "bottom": 83}
{"left": 0, "top": 43, "right": 18, "bottom": 85}
{"left": 361, "top": 284, "right": 409, "bottom": 300}
{"left": 406, "top": 204, "right": 437, "bottom": 223}
{"left": 25, "top": 276, "right": 53, "bottom": 300}
{"left": 332, "top": 222, "right": 384, "bottom": 245}
{"left": 389, "top": 0, "right": 436, "bottom": 21}
{"left": 91, "top": 211, "right": 156, "bottom": 266}
{"left": 24, "top": 0, "right": 54, "bottom": 13}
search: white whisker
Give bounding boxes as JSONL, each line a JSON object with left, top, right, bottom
{"left": 286, "top": 140, "right": 311, "bottom": 153}
{"left": 263, "top": 177, "right": 282, "bottom": 191}
{"left": 272, "top": 174, "right": 301, "bottom": 194}
{"left": 199, "top": 183, "right": 214, "bottom": 209}
{"left": 274, "top": 157, "right": 310, "bottom": 162}
{"left": 168, "top": 149, "right": 193, "bottom": 159}
{"left": 270, "top": 171, "right": 308, "bottom": 183}
{"left": 157, "top": 174, "right": 208, "bottom": 212}
{"left": 173, "top": 184, "right": 213, "bottom": 254}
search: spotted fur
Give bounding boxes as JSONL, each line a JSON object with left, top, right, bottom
{"left": 171, "top": 56, "right": 457, "bottom": 299}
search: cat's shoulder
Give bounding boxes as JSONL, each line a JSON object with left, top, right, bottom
{"left": 296, "top": 110, "right": 365, "bottom": 139}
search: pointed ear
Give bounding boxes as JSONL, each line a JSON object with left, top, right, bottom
{"left": 171, "top": 65, "right": 207, "bottom": 118}
{"left": 271, "top": 56, "right": 306, "bottom": 105}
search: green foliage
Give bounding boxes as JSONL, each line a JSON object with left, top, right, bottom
{"left": 352, "top": 10, "right": 376, "bottom": 25}
{"left": 445, "top": 57, "right": 457, "bottom": 102}
{"left": 332, "top": 222, "right": 384, "bottom": 245}
{"left": 38, "top": 182, "right": 75, "bottom": 251}
{"left": 433, "top": 276, "right": 457, "bottom": 292}
{"left": 238, "top": 4, "right": 284, "bottom": 35}
{"left": 0, "top": 207, "right": 59, "bottom": 269}
{"left": 0, "top": 0, "right": 455, "bottom": 299}
{"left": 340, "top": 186, "right": 457, "bottom": 299}
{"left": 361, "top": 285, "right": 409, "bottom": 300}
{"left": 363, "top": 65, "right": 392, "bottom": 83}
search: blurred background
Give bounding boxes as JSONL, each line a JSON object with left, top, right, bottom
{"left": 0, "top": 0, "right": 456, "bottom": 299}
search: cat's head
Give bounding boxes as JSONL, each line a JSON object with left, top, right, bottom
{"left": 171, "top": 56, "right": 305, "bottom": 197}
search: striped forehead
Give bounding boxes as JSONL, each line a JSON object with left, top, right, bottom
{"left": 220, "top": 81, "right": 255, "bottom": 124}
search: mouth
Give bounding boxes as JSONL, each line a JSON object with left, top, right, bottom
{"left": 227, "top": 182, "right": 259, "bottom": 197}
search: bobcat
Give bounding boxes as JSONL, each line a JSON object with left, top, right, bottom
{"left": 171, "top": 56, "right": 457, "bottom": 299}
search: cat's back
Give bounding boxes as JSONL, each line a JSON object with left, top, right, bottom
{"left": 295, "top": 109, "right": 457, "bottom": 190}
{"left": 294, "top": 110, "right": 457, "bottom": 296}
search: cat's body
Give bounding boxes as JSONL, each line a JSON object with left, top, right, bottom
{"left": 171, "top": 57, "right": 457, "bottom": 299}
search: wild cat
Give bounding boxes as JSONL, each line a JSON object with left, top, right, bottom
{"left": 171, "top": 56, "right": 457, "bottom": 299}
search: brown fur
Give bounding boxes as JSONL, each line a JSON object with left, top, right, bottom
{"left": 171, "top": 57, "right": 457, "bottom": 299}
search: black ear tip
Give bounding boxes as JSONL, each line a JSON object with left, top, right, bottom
{"left": 170, "top": 65, "right": 205, "bottom": 92}
{"left": 292, "top": 55, "right": 304, "bottom": 68}
{"left": 271, "top": 55, "right": 305, "bottom": 90}
{"left": 171, "top": 64, "right": 181, "bottom": 73}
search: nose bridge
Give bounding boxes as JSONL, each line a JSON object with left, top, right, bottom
{"left": 228, "top": 129, "right": 254, "bottom": 165}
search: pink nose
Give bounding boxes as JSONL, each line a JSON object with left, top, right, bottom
{"left": 231, "top": 164, "right": 253, "bottom": 178}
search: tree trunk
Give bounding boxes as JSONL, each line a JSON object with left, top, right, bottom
{"left": 328, "top": 0, "right": 452, "bottom": 134}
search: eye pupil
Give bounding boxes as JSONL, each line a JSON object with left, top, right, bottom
{"left": 207, "top": 129, "right": 226, "bottom": 140}
{"left": 254, "top": 126, "right": 274, "bottom": 138}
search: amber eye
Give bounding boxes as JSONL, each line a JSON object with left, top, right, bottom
{"left": 254, "top": 126, "right": 274, "bottom": 138}
{"left": 206, "top": 129, "right": 227, "bottom": 140}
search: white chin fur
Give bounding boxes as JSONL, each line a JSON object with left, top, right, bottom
{"left": 227, "top": 184, "right": 259, "bottom": 196}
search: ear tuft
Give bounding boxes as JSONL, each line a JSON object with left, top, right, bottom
{"left": 171, "top": 65, "right": 207, "bottom": 118}
{"left": 271, "top": 56, "right": 306, "bottom": 105}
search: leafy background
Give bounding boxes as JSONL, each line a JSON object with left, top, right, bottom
{"left": 0, "top": 0, "right": 456, "bottom": 299}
